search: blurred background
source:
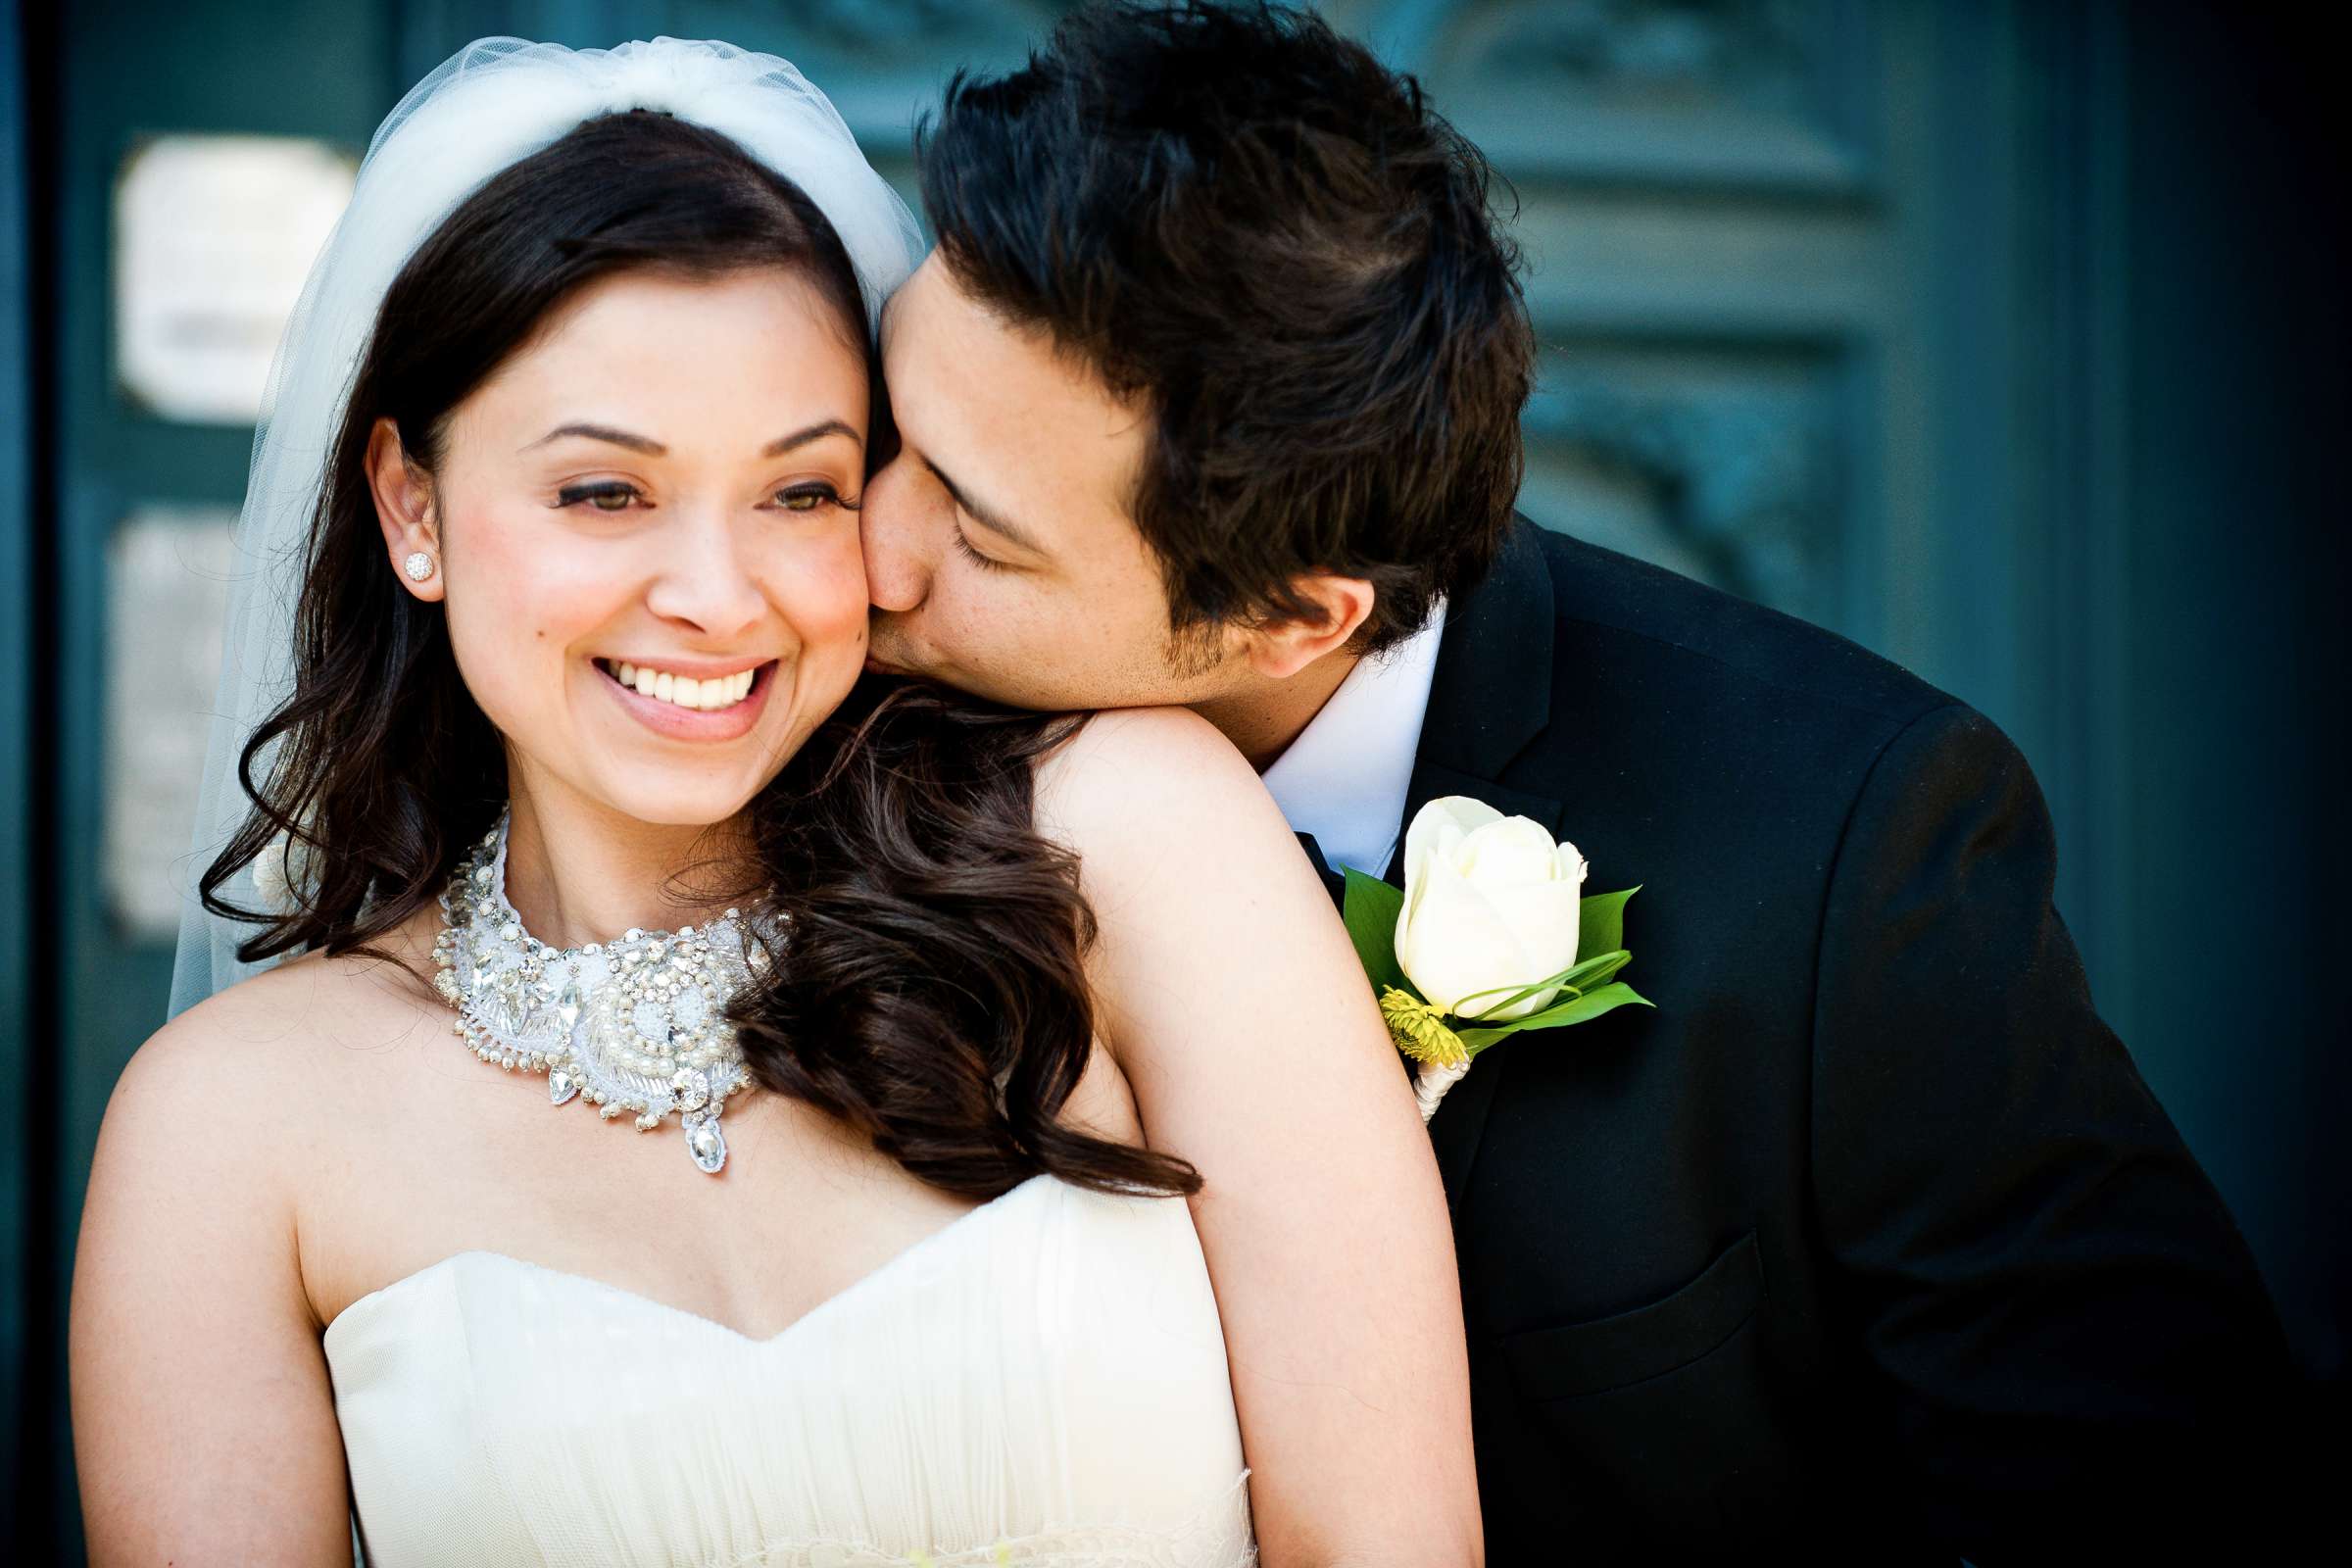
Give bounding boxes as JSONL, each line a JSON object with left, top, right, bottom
{"left": 3, "top": 0, "right": 2343, "bottom": 1550}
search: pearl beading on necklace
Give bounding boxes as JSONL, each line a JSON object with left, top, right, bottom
{"left": 430, "top": 811, "right": 774, "bottom": 1174}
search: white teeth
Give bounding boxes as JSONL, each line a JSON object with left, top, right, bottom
{"left": 601, "top": 659, "right": 759, "bottom": 711}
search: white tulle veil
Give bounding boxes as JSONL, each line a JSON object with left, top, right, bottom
{"left": 166, "top": 37, "right": 925, "bottom": 1020}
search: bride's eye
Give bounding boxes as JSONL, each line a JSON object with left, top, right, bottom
{"left": 772, "top": 482, "right": 856, "bottom": 514}
{"left": 556, "top": 481, "right": 642, "bottom": 514}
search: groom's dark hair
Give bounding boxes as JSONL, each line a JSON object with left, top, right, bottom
{"left": 917, "top": 0, "right": 1535, "bottom": 653}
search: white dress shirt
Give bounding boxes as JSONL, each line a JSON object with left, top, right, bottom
{"left": 1260, "top": 600, "right": 1447, "bottom": 880}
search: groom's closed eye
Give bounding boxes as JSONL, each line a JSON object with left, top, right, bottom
{"left": 921, "top": 456, "right": 1047, "bottom": 564}
{"left": 952, "top": 527, "right": 1011, "bottom": 572}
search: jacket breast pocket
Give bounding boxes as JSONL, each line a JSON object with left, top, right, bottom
{"left": 1494, "top": 1230, "right": 1789, "bottom": 1539}
{"left": 1500, "top": 1228, "right": 1764, "bottom": 1398}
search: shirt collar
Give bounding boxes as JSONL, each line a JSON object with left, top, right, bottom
{"left": 1260, "top": 599, "right": 1448, "bottom": 879}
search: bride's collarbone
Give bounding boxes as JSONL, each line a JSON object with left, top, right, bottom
{"left": 299, "top": 1074, "right": 986, "bottom": 1342}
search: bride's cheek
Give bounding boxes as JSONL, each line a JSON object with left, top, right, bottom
{"left": 805, "top": 548, "right": 872, "bottom": 647}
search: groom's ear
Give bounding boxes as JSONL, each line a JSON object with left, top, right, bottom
{"left": 366, "top": 417, "right": 444, "bottom": 603}
{"left": 1240, "top": 572, "right": 1378, "bottom": 681}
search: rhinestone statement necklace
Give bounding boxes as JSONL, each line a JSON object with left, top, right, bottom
{"left": 432, "top": 811, "right": 772, "bottom": 1174}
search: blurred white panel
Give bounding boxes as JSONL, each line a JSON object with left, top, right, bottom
{"left": 105, "top": 510, "right": 236, "bottom": 940}
{"left": 115, "top": 134, "right": 354, "bottom": 424}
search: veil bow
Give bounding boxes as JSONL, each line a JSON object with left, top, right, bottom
{"left": 167, "top": 37, "right": 924, "bottom": 1020}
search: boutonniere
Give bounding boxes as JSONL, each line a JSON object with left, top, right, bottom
{"left": 1345, "top": 798, "right": 1653, "bottom": 1121}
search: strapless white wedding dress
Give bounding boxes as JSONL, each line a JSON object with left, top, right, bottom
{"left": 324, "top": 1174, "right": 1256, "bottom": 1566}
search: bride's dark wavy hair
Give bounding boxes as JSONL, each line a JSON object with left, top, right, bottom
{"left": 201, "top": 110, "right": 1198, "bottom": 1201}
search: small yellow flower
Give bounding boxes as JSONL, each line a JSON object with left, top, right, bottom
{"left": 1382, "top": 987, "right": 1468, "bottom": 1068}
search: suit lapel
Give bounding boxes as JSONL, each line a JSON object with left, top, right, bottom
{"left": 1296, "top": 830, "right": 1347, "bottom": 907}
{"left": 1391, "top": 520, "right": 1560, "bottom": 1210}
{"left": 1389, "top": 519, "right": 1560, "bottom": 875}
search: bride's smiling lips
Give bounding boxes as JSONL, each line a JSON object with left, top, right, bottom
{"left": 592, "top": 655, "right": 778, "bottom": 741}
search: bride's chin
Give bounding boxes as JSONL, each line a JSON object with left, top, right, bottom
{"left": 593, "top": 778, "right": 765, "bottom": 832}
{"left": 576, "top": 746, "right": 780, "bottom": 830}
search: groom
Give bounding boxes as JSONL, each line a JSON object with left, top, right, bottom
{"left": 860, "top": 2, "right": 2293, "bottom": 1555}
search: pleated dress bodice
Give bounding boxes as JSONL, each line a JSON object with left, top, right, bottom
{"left": 323, "top": 1174, "right": 1255, "bottom": 1567}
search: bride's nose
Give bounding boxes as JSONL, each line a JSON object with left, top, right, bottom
{"left": 643, "top": 510, "right": 766, "bottom": 640}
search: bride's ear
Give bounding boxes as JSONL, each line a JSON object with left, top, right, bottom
{"left": 367, "top": 416, "right": 445, "bottom": 603}
{"left": 1240, "top": 572, "right": 1378, "bottom": 681}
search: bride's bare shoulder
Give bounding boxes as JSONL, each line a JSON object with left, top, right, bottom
{"left": 1030, "top": 707, "right": 1298, "bottom": 898}
{"left": 79, "top": 931, "right": 444, "bottom": 1334}
{"left": 112, "top": 925, "right": 443, "bottom": 1139}
{"left": 1032, "top": 707, "right": 1264, "bottom": 840}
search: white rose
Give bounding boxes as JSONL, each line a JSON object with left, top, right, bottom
{"left": 1394, "top": 797, "right": 1588, "bottom": 1020}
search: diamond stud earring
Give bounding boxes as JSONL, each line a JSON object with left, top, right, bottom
{"left": 403, "top": 551, "right": 436, "bottom": 582}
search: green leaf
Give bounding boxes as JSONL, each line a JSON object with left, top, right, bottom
{"left": 1455, "top": 982, "right": 1653, "bottom": 1055}
{"left": 1446, "top": 949, "right": 1631, "bottom": 1023}
{"left": 1452, "top": 972, "right": 1581, "bottom": 1022}
{"left": 1341, "top": 869, "right": 1409, "bottom": 998}
{"left": 1560, "top": 949, "right": 1632, "bottom": 992}
{"left": 1579, "top": 886, "right": 1639, "bottom": 961}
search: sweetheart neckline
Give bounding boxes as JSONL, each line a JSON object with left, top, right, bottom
{"left": 323, "top": 1172, "right": 1058, "bottom": 1349}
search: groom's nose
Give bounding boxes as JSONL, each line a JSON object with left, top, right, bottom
{"left": 859, "top": 456, "right": 932, "bottom": 613}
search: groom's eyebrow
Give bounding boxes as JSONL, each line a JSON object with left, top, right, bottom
{"left": 923, "top": 456, "right": 1046, "bottom": 557}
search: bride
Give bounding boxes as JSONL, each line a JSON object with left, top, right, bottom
{"left": 66, "top": 38, "right": 1475, "bottom": 1568}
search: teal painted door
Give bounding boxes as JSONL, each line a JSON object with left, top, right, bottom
{"left": 2, "top": 0, "right": 37, "bottom": 1523}
{"left": 28, "top": 2, "right": 400, "bottom": 1549}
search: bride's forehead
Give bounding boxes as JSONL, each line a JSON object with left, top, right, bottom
{"left": 452, "top": 272, "right": 865, "bottom": 419}
{"left": 528, "top": 267, "right": 855, "bottom": 350}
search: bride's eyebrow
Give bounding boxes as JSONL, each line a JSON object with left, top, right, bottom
{"left": 520, "top": 420, "right": 860, "bottom": 458}
{"left": 525, "top": 422, "right": 665, "bottom": 455}
{"left": 763, "top": 419, "right": 862, "bottom": 456}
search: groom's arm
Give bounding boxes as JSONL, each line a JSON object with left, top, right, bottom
{"left": 1808, "top": 701, "right": 2293, "bottom": 1556}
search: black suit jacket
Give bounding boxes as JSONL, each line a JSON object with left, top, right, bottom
{"left": 1364, "top": 521, "right": 2292, "bottom": 1560}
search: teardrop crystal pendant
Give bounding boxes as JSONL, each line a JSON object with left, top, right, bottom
{"left": 548, "top": 1065, "right": 580, "bottom": 1107}
{"left": 684, "top": 1113, "right": 726, "bottom": 1175}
